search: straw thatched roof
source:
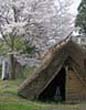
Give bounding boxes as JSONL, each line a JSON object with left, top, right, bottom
{"left": 18, "top": 40, "right": 86, "bottom": 100}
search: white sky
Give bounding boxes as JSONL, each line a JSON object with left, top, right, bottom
{"left": 70, "top": 0, "right": 81, "bottom": 15}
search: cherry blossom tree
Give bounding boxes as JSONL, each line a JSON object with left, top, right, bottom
{"left": 0, "top": 0, "right": 74, "bottom": 79}
{"left": 0, "top": 0, "right": 31, "bottom": 79}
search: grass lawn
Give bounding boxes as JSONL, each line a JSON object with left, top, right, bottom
{"left": 0, "top": 79, "right": 86, "bottom": 110}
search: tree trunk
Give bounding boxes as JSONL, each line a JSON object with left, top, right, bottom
{"left": 10, "top": 54, "right": 16, "bottom": 79}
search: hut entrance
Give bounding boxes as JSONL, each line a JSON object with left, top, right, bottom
{"left": 38, "top": 67, "right": 66, "bottom": 102}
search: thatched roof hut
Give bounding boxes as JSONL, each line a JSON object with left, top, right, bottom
{"left": 18, "top": 40, "right": 86, "bottom": 102}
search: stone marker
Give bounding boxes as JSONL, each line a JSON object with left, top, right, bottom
{"left": 1, "top": 59, "right": 9, "bottom": 80}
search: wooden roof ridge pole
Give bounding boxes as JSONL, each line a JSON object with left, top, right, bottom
{"left": 57, "top": 32, "right": 73, "bottom": 48}
{"left": 41, "top": 31, "right": 73, "bottom": 62}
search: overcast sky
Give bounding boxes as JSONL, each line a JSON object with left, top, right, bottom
{"left": 71, "top": 0, "right": 81, "bottom": 15}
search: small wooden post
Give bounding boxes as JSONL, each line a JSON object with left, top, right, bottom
{"left": 65, "top": 66, "right": 69, "bottom": 101}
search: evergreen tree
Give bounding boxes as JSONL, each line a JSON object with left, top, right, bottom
{"left": 75, "top": 0, "right": 86, "bottom": 34}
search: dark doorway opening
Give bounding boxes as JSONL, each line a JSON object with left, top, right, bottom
{"left": 38, "top": 67, "right": 66, "bottom": 102}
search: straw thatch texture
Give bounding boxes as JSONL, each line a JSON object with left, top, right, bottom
{"left": 18, "top": 40, "right": 86, "bottom": 101}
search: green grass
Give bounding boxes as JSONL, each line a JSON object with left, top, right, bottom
{"left": 0, "top": 79, "right": 86, "bottom": 110}
{"left": 0, "top": 103, "right": 40, "bottom": 110}
{"left": 0, "top": 103, "right": 82, "bottom": 110}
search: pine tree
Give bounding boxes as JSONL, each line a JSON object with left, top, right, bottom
{"left": 75, "top": 0, "right": 86, "bottom": 34}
